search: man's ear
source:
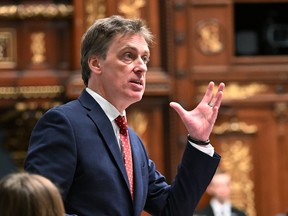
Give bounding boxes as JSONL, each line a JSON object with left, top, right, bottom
{"left": 88, "top": 56, "right": 101, "bottom": 73}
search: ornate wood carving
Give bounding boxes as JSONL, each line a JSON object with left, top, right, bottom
{"left": 30, "top": 32, "right": 46, "bottom": 64}
{"left": 0, "top": 28, "right": 16, "bottom": 68}
{"left": 85, "top": 0, "right": 106, "bottom": 28}
{"left": 118, "top": 0, "right": 146, "bottom": 19}
{"left": 195, "top": 19, "right": 224, "bottom": 55}
{"left": 213, "top": 118, "right": 258, "bottom": 135}
{"left": 221, "top": 141, "right": 256, "bottom": 216}
{"left": 0, "top": 85, "right": 64, "bottom": 99}
{"left": 0, "top": 4, "right": 73, "bottom": 19}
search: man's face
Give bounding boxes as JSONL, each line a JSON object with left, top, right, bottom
{"left": 94, "top": 33, "right": 150, "bottom": 112}
{"left": 208, "top": 173, "right": 231, "bottom": 203}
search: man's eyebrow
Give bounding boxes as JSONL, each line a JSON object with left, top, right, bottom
{"left": 122, "top": 45, "right": 150, "bottom": 55}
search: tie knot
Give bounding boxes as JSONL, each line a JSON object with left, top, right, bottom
{"left": 115, "top": 115, "right": 128, "bottom": 135}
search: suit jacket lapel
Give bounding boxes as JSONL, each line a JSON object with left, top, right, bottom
{"left": 78, "top": 90, "right": 131, "bottom": 193}
{"left": 129, "top": 128, "right": 145, "bottom": 214}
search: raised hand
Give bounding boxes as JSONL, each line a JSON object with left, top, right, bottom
{"left": 170, "top": 81, "right": 225, "bottom": 141}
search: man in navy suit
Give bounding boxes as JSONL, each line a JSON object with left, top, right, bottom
{"left": 24, "top": 15, "right": 225, "bottom": 216}
{"left": 194, "top": 170, "right": 246, "bottom": 216}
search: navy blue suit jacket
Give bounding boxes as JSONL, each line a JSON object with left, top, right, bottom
{"left": 25, "top": 90, "right": 220, "bottom": 216}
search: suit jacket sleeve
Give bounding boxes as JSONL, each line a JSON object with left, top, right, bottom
{"left": 24, "top": 107, "right": 77, "bottom": 200}
{"left": 145, "top": 143, "right": 220, "bottom": 216}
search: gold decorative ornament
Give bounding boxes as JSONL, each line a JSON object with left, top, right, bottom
{"left": 118, "top": 0, "right": 146, "bottom": 19}
{"left": 127, "top": 110, "right": 148, "bottom": 148}
{"left": 0, "top": 28, "right": 16, "bottom": 68}
{"left": 213, "top": 119, "right": 258, "bottom": 135}
{"left": 0, "top": 85, "right": 64, "bottom": 99}
{"left": 15, "top": 101, "right": 62, "bottom": 112}
{"left": 0, "top": 4, "right": 73, "bottom": 19}
{"left": 199, "top": 82, "right": 269, "bottom": 100}
{"left": 195, "top": 19, "right": 224, "bottom": 55}
{"left": 85, "top": 0, "right": 106, "bottom": 28}
{"left": 221, "top": 141, "right": 256, "bottom": 216}
{"left": 222, "top": 82, "right": 269, "bottom": 100}
{"left": 128, "top": 111, "right": 148, "bottom": 137}
{"left": 30, "top": 32, "right": 46, "bottom": 64}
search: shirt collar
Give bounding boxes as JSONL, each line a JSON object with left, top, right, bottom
{"left": 85, "top": 88, "right": 126, "bottom": 121}
{"left": 210, "top": 198, "right": 232, "bottom": 215}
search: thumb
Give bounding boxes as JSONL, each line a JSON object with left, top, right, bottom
{"left": 169, "top": 102, "right": 186, "bottom": 118}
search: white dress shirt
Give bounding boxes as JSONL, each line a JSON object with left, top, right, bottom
{"left": 210, "top": 198, "right": 232, "bottom": 216}
{"left": 86, "top": 88, "right": 214, "bottom": 156}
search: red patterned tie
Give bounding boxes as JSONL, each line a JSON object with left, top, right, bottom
{"left": 115, "top": 115, "right": 134, "bottom": 199}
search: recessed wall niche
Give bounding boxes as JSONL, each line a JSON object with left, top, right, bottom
{"left": 234, "top": 2, "right": 288, "bottom": 56}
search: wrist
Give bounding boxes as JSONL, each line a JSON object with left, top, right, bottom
{"left": 187, "top": 134, "right": 210, "bottom": 145}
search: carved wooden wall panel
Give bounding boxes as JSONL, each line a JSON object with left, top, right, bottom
{"left": 176, "top": 0, "right": 288, "bottom": 215}
{"left": 189, "top": 1, "right": 232, "bottom": 67}
{"left": 0, "top": 1, "right": 74, "bottom": 174}
{"left": 1, "top": 1, "right": 288, "bottom": 216}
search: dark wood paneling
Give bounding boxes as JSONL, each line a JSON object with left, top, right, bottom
{"left": 185, "top": 0, "right": 288, "bottom": 215}
{"left": 1, "top": 1, "right": 288, "bottom": 215}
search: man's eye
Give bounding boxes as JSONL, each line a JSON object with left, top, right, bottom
{"left": 122, "top": 52, "right": 134, "bottom": 63}
{"left": 142, "top": 56, "right": 150, "bottom": 64}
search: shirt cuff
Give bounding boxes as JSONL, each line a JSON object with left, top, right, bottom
{"left": 188, "top": 141, "right": 215, "bottom": 157}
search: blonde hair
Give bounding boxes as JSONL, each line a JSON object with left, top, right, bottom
{"left": 0, "top": 172, "right": 65, "bottom": 216}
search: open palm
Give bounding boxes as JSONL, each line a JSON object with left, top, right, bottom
{"left": 170, "top": 81, "right": 225, "bottom": 141}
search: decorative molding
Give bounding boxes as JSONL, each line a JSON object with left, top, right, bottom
{"left": 15, "top": 101, "right": 62, "bottom": 112}
{"left": 144, "top": 69, "right": 172, "bottom": 96}
{"left": 30, "top": 32, "right": 46, "bottom": 64}
{"left": 174, "top": 1, "right": 187, "bottom": 10}
{"left": 0, "top": 86, "right": 64, "bottom": 99}
{"left": 273, "top": 102, "right": 288, "bottom": 139}
{"left": 199, "top": 82, "right": 269, "bottom": 100}
{"left": 213, "top": 119, "right": 258, "bottom": 135}
{"left": 220, "top": 141, "right": 256, "bottom": 216}
{"left": 0, "top": 4, "right": 73, "bottom": 19}
{"left": 191, "top": 0, "right": 231, "bottom": 5}
{"left": 128, "top": 110, "right": 148, "bottom": 147}
{"left": 128, "top": 110, "right": 148, "bottom": 137}
{"left": 0, "top": 28, "right": 16, "bottom": 68}
{"left": 85, "top": 0, "right": 106, "bottom": 28}
{"left": 118, "top": 0, "right": 146, "bottom": 19}
{"left": 223, "top": 83, "right": 269, "bottom": 100}
{"left": 195, "top": 19, "right": 224, "bottom": 55}
{"left": 273, "top": 102, "right": 288, "bottom": 120}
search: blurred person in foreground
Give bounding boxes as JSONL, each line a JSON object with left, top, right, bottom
{"left": 25, "top": 15, "right": 225, "bottom": 216}
{"left": 0, "top": 130, "right": 17, "bottom": 178}
{"left": 195, "top": 170, "right": 246, "bottom": 216}
{"left": 0, "top": 172, "right": 65, "bottom": 216}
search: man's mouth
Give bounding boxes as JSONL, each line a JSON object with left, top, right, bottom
{"left": 130, "top": 80, "right": 143, "bottom": 86}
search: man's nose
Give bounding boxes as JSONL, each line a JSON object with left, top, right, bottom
{"left": 133, "top": 57, "right": 147, "bottom": 72}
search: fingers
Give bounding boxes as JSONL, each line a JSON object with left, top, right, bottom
{"left": 209, "top": 82, "right": 225, "bottom": 108}
{"left": 201, "top": 81, "right": 215, "bottom": 105}
{"left": 169, "top": 102, "right": 185, "bottom": 117}
{"left": 170, "top": 82, "right": 225, "bottom": 112}
{"left": 203, "top": 82, "right": 225, "bottom": 108}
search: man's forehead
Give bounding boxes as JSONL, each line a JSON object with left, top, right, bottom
{"left": 114, "top": 34, "right": 149, "bottom": 49}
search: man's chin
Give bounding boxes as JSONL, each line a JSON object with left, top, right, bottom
{"left": 129, "top": 94, "right": 143, "bottom": 104}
